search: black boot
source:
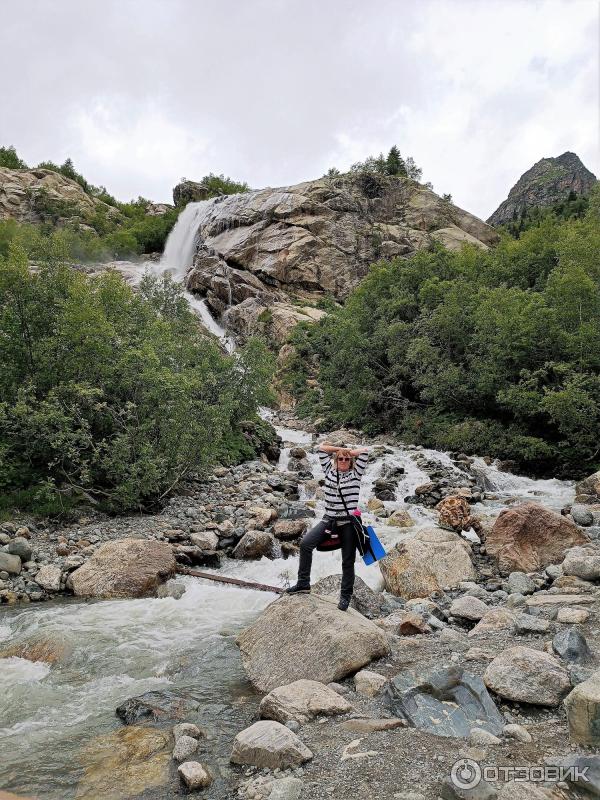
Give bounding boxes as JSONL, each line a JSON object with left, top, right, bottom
{"left": 286, "top": 583, "right": 310, "bottom": 594}
{"left": 338, "top": 596, "right": 350, "bottom": 611}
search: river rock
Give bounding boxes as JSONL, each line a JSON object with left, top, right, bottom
{"left": 503, "top": 723, "right": 532, "bottom": 742}
{"left": 6, "top": 536, "right": 32, "bottom": 561}
{"left": 273, "top": 520, "right": 308, "bottom": 540}
{"left": 0, "top": 634, "right": 72, "bottom": 664}
{"left": 514, "top": 613, "right": 550, "bottom": 634}
{"left": 552, "top": 628, "right": 593, "bottom": 664}
{"left": 562, "top": 546, "right": 600, "bottom": 581}
{"left": 557, "top": 607, "right": 590, "bottom": 624}
{"left": 230, "top": 720, "right": 312, "bottom": 769}
{"left": 483, "top": 646, "right": 571, "bottom": 705}
{"left": 440, "top": 776, "right": 497, "bottom": 800}
{"left": 565, "top": 671, "right": 600, "bottom": 744}
{"left": 173, "top": 723, "right": 203, "bottom": 740}
{"left": 70, "top": 539, "right": 176, "bottom": 598}
{"left": 505, "top": 571, "right": 535, "bottom": 595}
{"left": 526, "top": 592, "right": 595, "bottom": 608}
{"left": 576, "top": 471, "right": 600, "bottom": 504}
{"left": 232, "top": 530, "right": 276, "bottom": 559}
{"left": 354, "top": 669, "right": 388, "bottom": 697}
{"left": 386, "top": 510, "right": 416, "bottom": 528}
{"left": 468, "top": 608, "right": 517, "bottom": 637}
{"left": 436, "top": 495, "right": 474, "bottom": 531}
{"left": 172, "top": 734, "right": 197, "bottom": 762}
{"left": 35, "top": 564, "right": 62, "bottom": 592}
{"left": 178, "top": 761, "right": 212, "bottom": 789}
{"left": 450, "top": 596, "right": 488, "bottom": 621}
{"left": 236, "top": 594, "right": 390, "bottom": 692}
{"left": 75, "top": 725, "right": 171, "bottom": 800}
{"left": 545, "top": 753, "right": 600, "bottom": 797}
{"left": 0, "top": 552, "right": 21, "bottom": 575}
{"left": 571, "top": 505, "right": 595, "bottom": 526}
{"left": 189, "top": 531, "right": 219, "bottom": 551}
{"left": 380, "top": 527, "right": 475, "bottom": 599}
{"left": 377, "top": 609, "right": 432, "bottom": 635}
{"left": 116, "top": 690, "right": 200, "bottom": 726}
{"left": 312, "top": 573, "right": 389, "bottom": 618}
{"left": 485, "top": 502, "right": 587, "bottom": 574}
{"left": 268, "top": 777, "right": 304, "bottom": 800}
{"left": 259, "top": 679, "right": 354, "bottom": 724}
{"left": 385, "top": 666, "right": 504, "bottom": 738}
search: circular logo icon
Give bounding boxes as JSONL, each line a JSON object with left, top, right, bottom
{"left": 451, "top": 758, "right": 482, "bottom": 790}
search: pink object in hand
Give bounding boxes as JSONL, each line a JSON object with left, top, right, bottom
{"left": 352, "top": 508, "right": 362, "bottom": 517}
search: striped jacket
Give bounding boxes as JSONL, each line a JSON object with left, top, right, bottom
{"left": 318, "top": 451, "right": 368, "bottom": 518}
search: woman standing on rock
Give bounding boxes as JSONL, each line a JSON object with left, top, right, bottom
{"left": 286, "top": 442, "right": 369, "bottom": 611}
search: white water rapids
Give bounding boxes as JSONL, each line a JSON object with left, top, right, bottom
{"left": 0, "top": 209, "right": 576, "bottom": 799}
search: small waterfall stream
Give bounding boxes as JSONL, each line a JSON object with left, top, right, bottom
{"left": 0, "top": 208, "right": 577, "bottom": 799}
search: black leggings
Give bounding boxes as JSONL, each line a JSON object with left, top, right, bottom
{"left": 297, "top": 518, "right": 357, "bottom": 600}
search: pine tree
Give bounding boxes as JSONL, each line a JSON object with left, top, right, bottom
{"left": 385, "top": 145, "right": 406, "bottom": 176}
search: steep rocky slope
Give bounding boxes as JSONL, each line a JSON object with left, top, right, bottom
{"left": 0, "top": 166, "right": 121, "bottom": 228}
{"left": 181, "top": 174, "right": 498, "bottom": 343}
{"left": 488, "top": 151, "right": 597, "bottom": 227}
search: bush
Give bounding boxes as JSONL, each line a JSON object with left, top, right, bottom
{"left": 0, "top": 247, "right": 274, "bottom": 512}
{"left": 0, "top": 145, "right": 27, "bottom": 169}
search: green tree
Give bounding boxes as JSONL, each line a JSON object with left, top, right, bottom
{"left": 0, "top": 146, "right": 27, "bottom": 169}
{"left": 385, "top": 145, "right": 407, "bottom": 176}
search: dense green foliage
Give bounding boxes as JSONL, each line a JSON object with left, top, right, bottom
{"left": 283, "top": 187, "right": 600, "bottom": 478}
{"left": 192, "top": 172, "right": 250, "bottom": 199}
{"left": 0, "top": 241, "right": 274, "bottom": 513}
{"left": 502, "top": 191, "right": 590, "bottom": 238}
{"left": 0, "top": 146, "right": 27, "bottom": 169}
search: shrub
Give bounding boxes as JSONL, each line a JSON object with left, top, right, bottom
{"left": 0, "top": 248, "right": 274, "bottom": 512}
{"left": 0, "top": 146, "right": 27, "bottom": 169}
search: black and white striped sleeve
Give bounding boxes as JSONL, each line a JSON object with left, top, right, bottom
{"left": 353, "top": 452, "right": 368, "bottom": 477}
{"left": 318, "top": 451, "right": 332, "bottom": 475}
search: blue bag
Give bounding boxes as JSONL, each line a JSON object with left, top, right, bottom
{"left": 361, "top": 524, "right": 387, "bottom": 565}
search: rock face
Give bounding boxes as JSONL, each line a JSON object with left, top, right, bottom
{"left": 488, "top": 152, "right": 597, "bottom": 227}
{"left": 236, "top": 594, "right": 390, "bottom": 693}
{"left": 379, "top": 527, "right": 476, "bottom": 599}
{"left": 483, "top": 646, "right": 571, "bottom": 706}
{"left": 70, "top": 539, "right": 176, "bottom": 599}
{"left": 385, "top": 666, "right": 504, "bottom": 738}
{"left": 259, "top": 679, "right": 354, "bottom": 724}
{"left": 485, "top": 502, "right": 587, "bottom": 574}
{"left": 0, "top": 166, "right": 120, "bottom": 226}
{"left": 182, "top": 174, "right": 497, "bottom": 342}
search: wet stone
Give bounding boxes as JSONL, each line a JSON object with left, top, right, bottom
{"left": 116, "top": 690, "right": 200, "bottom": 726}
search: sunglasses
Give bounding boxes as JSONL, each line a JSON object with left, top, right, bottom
{"left": 337, "top": 456, "right": 351, "bottom": 462}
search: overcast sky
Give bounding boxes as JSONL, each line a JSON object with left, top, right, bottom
{"left": 2, "top": 0, "right": 598, "bottom": 219}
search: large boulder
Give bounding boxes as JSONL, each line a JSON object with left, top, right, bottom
{"left": 379, "top": 527, "right": 476, "bottom": 599}
{"left": 69, "top": 539, "right": 176, "bottom": 599}
{"left": 259, "top": 679, "right": 353, "bottom": 724}
{"left": 564, "top": 671, "right": 600, "bottom": 744}
{"left": 230, "top": 721, "right": 312, "bottom": 769}
{"left": 236, "top": 594, "right": 390, "bottom": 693}
{"left": 562, "top": 546, "right": 600, "bottom": 581}
{"left": 385, "top": 666, "right": 504, "bottom": 738}
{"left": 483, "top": 646, "right": 571, "bottom": 706}
{"left": 575, "top": 470, "right": 600, "bottom": 504}
{"left": 312, "top": 573, "right": 390, "bottom": 618}
{"left": 232, "top": 530, "right": 277, "bottom": 559}
{"left": 485, "top": 503, "right": 587, "bottom": 574}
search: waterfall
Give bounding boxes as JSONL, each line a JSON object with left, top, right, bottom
{"left": 159, "top": 201, "right": 208, "bottom": 279}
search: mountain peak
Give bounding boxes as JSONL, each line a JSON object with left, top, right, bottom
{"left": 488, "top": 152, "right": 597, "bottom": 227}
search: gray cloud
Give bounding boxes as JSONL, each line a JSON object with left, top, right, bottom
{"left": 1, "top": 0, "right": 598, "bottom": 218}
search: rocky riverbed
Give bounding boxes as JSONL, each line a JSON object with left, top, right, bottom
{"left": 2, "top": 414, "right": 600, "bottom": 800}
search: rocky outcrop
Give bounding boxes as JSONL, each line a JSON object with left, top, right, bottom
{"left": 69, "top": 539, "right": 176, "bottom": 598}
{"left": 182, "top": 174, "right": 497, "bottom": 342}
{"left": 173, "top": 179, "right": 211, "bottom": 206}
{"left": 236, "top": 593, "right": 390, "bottom": 692}
{"left": 379, "top": 527, "right": 476, "bottom": 599}
{"left": 485, "top": 502, "right": 588, "bottom": 574}
{"left": 0, "top": 167, "right": 120, "bottom": 227}
{"left": 488, "top": 152, "right": 597, "bottom": 227}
